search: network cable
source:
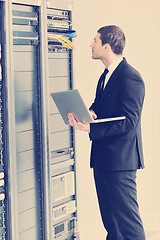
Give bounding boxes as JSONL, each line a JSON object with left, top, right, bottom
{"left": 48, "top": 34, "right": 76, "bottom": 49}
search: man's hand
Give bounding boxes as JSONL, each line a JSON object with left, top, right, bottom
{"left": 67, "top": 113, "right": 90, "bottom": 133}
{"left": 89, "top": 110, "right": 97, "bottom": 120}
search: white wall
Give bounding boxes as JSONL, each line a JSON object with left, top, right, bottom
{"left": 73, "top": 0, "right": 160, "bottom": 239}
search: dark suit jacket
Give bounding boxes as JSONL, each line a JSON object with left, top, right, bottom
{"left": 89, "top": 58, "right": 145, "bottom": 170}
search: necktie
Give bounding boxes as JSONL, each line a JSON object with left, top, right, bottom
{"left": 100, "top": 68, "right": 109, "bottom": 90}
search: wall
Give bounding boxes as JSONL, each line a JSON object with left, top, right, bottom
{"left": 73, "top": 0, "right": 160, "bottom": 239}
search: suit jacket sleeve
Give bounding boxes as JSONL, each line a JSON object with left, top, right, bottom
{"left": 89, "top": 75, "right": 145, "bottom": 141}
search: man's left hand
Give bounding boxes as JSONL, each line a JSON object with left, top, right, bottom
{"left": 67, "top": 113, "right": 90, "bottom": 133}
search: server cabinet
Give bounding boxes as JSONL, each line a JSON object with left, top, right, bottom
{"left": 1, "top": 1, "right": 44, "bottom": 239}
{"left": 0, "top": 2, "right": 6, "bottom": 239}
{"left": 11, "top": 3, "right": 43, "bottom": 240}
{"left": 0, "top": 0, "right": 78, "bottom": 239}
{"left": 46, "top": 3, "right": 78, "bottom": 240}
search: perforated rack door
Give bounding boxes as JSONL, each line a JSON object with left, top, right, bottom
{"left": 12, "top": 4, "right": 43, "bottom": 240}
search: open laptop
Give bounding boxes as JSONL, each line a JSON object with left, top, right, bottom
{"left": 51, "top": 89, "right": 126, "bottom": 125}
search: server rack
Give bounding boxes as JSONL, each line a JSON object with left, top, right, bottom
{"left": 0, "top": 2, "right": 6, "bottom": 239}
{"left": 46, "top": 3, "right": 77, "bottom": 240}
{"left": 0, "top": 0, "right": 78, "bottom": 240}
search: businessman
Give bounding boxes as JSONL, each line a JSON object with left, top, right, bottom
{"left": 68, "top": 25, "right": 145, "bottom": 240}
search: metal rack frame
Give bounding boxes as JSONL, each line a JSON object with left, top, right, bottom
{"left": 0, "top": 0, "right": 78, "bottom": 240}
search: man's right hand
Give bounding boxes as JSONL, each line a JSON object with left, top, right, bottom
{"left": 89, "top": 110, "right": 97, "bottom": 120}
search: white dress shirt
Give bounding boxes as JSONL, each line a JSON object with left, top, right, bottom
{"left": 103, "top": 56, "right": 123, "bottom": 89}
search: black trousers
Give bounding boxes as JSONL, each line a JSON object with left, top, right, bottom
{"left": 93, "top": 168, "right": 146, "bottom": 240}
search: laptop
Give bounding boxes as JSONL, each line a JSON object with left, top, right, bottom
{"left": 51, "top": 89, "right": 126, "bottom": 125}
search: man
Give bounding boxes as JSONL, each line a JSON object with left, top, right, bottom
{"left": 68, "top": 25, "right": 146, "bottom": 240}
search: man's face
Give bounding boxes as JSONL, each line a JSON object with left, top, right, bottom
{"left": 90, "top": 33, "right": 105, "bottom": 60}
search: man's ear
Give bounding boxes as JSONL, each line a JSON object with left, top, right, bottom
{"left": 103, "top": 43, "right": 111, "bottom": 50}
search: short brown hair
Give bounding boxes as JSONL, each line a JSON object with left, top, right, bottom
{"left": 98, "top": 25, "right": 126, "bottom": 55}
